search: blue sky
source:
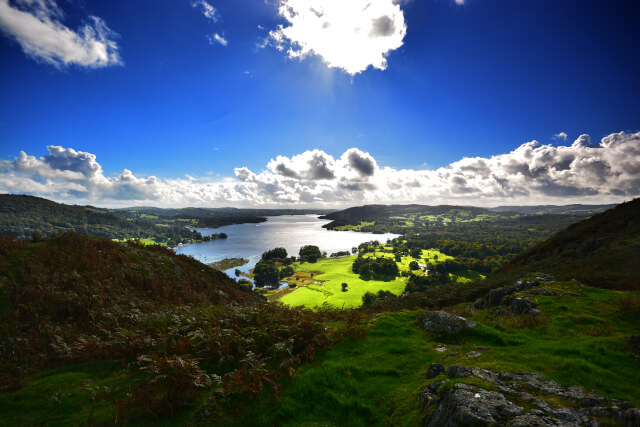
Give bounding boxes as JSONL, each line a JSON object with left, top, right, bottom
{"left": 0, "top": 0, "right": 639, "bottom": 207}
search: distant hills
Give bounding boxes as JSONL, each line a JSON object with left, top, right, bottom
{"left": 487, "top": 204, "right": 617, "bottom": 215}
{"left": 500, "top": 198, "right": 640, "bottom": 290}
{"left": 0, "top": 194, "right": 334, "bottom": 242}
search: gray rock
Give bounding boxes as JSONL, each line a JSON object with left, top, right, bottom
{"left": 473, "top": 298, "right": 486, "bottom": 310}
{"left": 530, "top": 308, "right": 542, "bottom": 317}
{"left": 447, "top": 366, "right": 474, "bottom": 378}
{"left": 426, "top": 363, "right": 445, "bottom": 379}
{"left": 485, "top": 287, "right": 512, "bottom": 307}
{"left": 422, "top": 365, "right": 639, "bottom": 427}
{"left": 425, "top": 383, "right": 524, "bottom": 426}
{"left": 529, "top": 288, "right": 557, "bottom": 296}
{"left": 511, "top": 297, "right": 536, "bottom": 314}
{"left": 418, "top": 311, "right": 476, "bottom": 336}
{"left": 494, "top": 308, "right": 508, "bottom": 316}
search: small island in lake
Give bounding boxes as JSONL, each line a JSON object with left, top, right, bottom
{"left": 208, "top": 257, "right": 249, "bottom": 270}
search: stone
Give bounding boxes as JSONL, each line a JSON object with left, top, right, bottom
{"left": 447, "top": 366, "right": 475, "bottom": 378}
{"left": 511, "top": 297, "right": 536, "bottom": 315}
{"left": 467, "top": 351, "right": 482, "bottom": 358}
{"left": 530, "top": 308, "right": 542, "bottom": 317}
{"left": 426, "top": 363, "right": 445, "bottom": 379}
{"left": 425, "top": 383, "right": 524, "bottom": 426}
{"left": 422, "top": 365, "right": 640, "bottom": 427}
{"left": 485, "top": 287, "right": 512, "bottom": 307}
{"left": 418, "top": 311, "right": 476, "bottom": 336}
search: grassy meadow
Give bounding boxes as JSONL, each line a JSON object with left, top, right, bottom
{"left": 274, "top": 247, "right": 483, "bottom": 309}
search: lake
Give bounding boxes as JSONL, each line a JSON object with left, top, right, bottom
{"left": 175, "top": 214, "right": 400, "bottom": 276}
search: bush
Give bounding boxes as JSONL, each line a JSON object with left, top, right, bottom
{"left": 299, "top": 245, "right": 322, "bottom": 263}
{"left": 262, "top": 247, "right": 287, "bottom": 261}
{"left": 121, "top": 354, "right": 212, "bottom": 418}
{"left": 409, "top": 261, "right": 420, "bottom": 270}
{"left": 253, "top": 260, "right": 280, "bottom": 288}
{"left": 341, "top": 282, "right": 348, "bottom": 292}
{"left": 280, "top": 265, "right": 295, "bottom": 279}
{"left": 352, "top": 257, "right": 399, "bottom": 281}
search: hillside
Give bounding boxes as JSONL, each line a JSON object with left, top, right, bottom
{"left": 0, "top": 233, "right": 335, "bottom": 423}
{"left": 488, "top": 204, "right": 617, "bottom": 215}
{"left": 501, "top": 198, "right": 640, "bottom": 290}
{"left": 0, "top": 194, "right": 205, "bottom": 244}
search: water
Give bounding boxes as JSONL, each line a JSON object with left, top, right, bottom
{"left": 175, "top": 214, "right": 400, "bottom": 276}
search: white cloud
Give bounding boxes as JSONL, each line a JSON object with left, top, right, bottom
{"left": 455, "top": 0, "right": 465, "bottom": 5}
{"left": 191, "top": 0, "right": 219, "bottom": 23}
{"left": 267, "top": 0, "right": 407, "bottom": 75}
{"left": 207, "top": 32, "right": 228, "bottom": 46}
{"left": 2, "top": 132, "right": 639, "bottom": 207}
{"left": 0, "top": 0, "right": 121, "bottom": 68}
{"left": 554, "top": 132, "right": 568, "bottom": 141}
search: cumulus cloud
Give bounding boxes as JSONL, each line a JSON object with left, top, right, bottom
{"left": 2, "top": 132, "right": 639, "bottom": 207}
{"left": 0, "top": 0, "right": 121, "bottom": 67}
{"left": 207, "top": 32, "right": 227, "bottom": 46}
{"left": 267, "top": 0, "right": 407, "bottom": 75}
{"left": 554, "top": 132, "right": 568, "bottom": 141}
{"left": 191, "top": 0, "right": 219, "bottom": 23}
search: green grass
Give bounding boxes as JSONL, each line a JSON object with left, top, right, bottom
{"left": 3, "top": 281, "right": 638, "bottom": 426}
{"left": 0, "top": 361, "right": 135, "bottom": 426}
{"left": 334, "top": 221, "right": 375, "bottom": 231}
{"left": 232, "top": 281, "right": 640, "bottom": 426}
{"left": 278, "top": 248, "right": 464, "bottom": 308}
{"left": 280, "top": 256, "right": 406, "bottom": 309}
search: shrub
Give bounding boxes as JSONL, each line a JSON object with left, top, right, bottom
{"left": 121, "top": 354, "right": 212, "bottom": 418}
{"left": 409, "top": 261, "right": 420, "bottom": 270}
{"left": 299, "top": 245, "right": 322, "bottom": 263}
{"left": 262, "top": 247, "right": 287, "bottom": 261}
{"left": 341, "top": 282, "right": 348, "bottom": 292}
{"left": 253, "top": 260, "right": 280, "bottom": 288}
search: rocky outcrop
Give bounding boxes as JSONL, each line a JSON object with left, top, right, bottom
{"left": 418, "top": 311, "right": 476, "bottom": 336}
{"left": 474, "top": 274, "right": 554, "bottom": 313}
{"left": 510, "top": 297, "right": 536, "bottom": 315}
{"left": 421, "top": 365, "right": 640, "bottom": 426}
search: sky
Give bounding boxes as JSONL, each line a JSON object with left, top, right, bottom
{"left": 0, "top": 0, "right": 639, "bottom": 208}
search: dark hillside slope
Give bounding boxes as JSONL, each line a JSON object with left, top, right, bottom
{"left": 501, "top": 198, "right": 640, "bottom": 290}
{"left": 0, "top": 233, "right": 260, "bottom": 367}
{"left": 0, "top": 194, "right": 200, "bottom": 242}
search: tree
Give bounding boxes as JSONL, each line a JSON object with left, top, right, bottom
{"left": 410, "top": 247, "right": 422, "bottom": 258}
{"left": 299, "top": 245, "right": 322, "bottom": 263}
{"left": 262, "top": 247, "right": 287, "bottom": 261}
{"left": 341, "top": 282, "right": 348, "bottom": 292}
{"left": 409, "top": 261, "right": 420, "bottom": 270}
{"left": 253, "top": 260, "right": 280, "bottom": 288}
{"left": 279, "top": 265, "right": 295, "bottom": 279}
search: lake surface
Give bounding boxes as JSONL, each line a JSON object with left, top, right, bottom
{"left": 175, "top": 215, "right": 400, "bottom": 276}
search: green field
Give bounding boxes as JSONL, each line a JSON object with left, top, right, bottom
{"left": 333, "top": 221, "right": 375, "bottom": 231}
{"left": 279, "top": 256, "right": 406, "bottom": 309}
{"left": 277, "top": 248, "right": 476, "bottom": 309}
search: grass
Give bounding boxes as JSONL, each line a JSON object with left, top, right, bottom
{"left": 334, "top": 221, "right": 375, "bottom": 231}
{"left": 279, "top": 256, "right": 406, "bottom": 309}
{"left": 3, "top": 280, "right": 638, "bottom": 425}
{"left": 0, "top": 361, "right": 135, "bottom": 426}
{"left": 276, "top": 248, "right": 473, "bottom": 308}
{"left": 231, "top": 281, "right": 640, "bottom": 426}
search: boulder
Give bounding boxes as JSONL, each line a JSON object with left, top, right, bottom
{"left": 422, "top": 365, "right": 640, "bottom": 427}
{"left": 418, "top": 311, "right": 476, "bottom": 336}
{"left": 511, "top": 297, "right": 536, "bottom": 315}
{"left": 425, "top": 383, "right": 524, "bottom": 426}
{"left": 425, "top": 363, "right": 445, "bottom": 379}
